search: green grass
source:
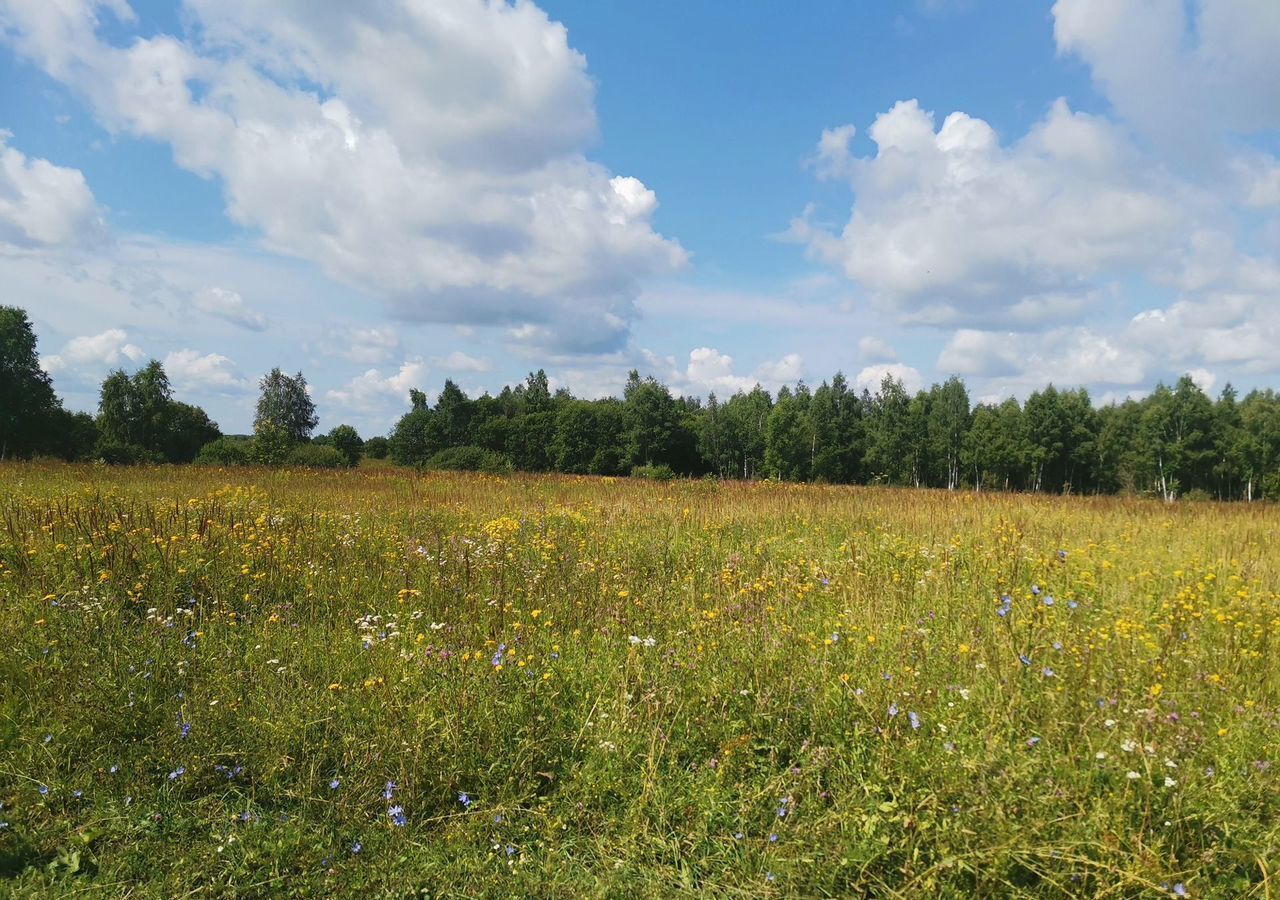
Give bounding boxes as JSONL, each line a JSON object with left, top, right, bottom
{"left": 0, "top": 463, "right": 1277, "bottom": 897}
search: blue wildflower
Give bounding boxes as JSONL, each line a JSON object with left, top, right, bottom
{"left": 1172, "top": 884, "right": 1187, "bottom": 897}
{"left": 388, "top": 805, "right": 407, "bottom": 826}
{"left": 1027, "top": 737, "right": 1041, "bottom": 748}
{"left": 458, "top": 791, "right": 472, "bottom": 809}
{"left": 1043, "top": 667, "right": 1055, "bottom": 677}
{"left": 383, "top": 780, "right": 396, "bottom": 800}
{"left": 505, "top": 845, "right": 516, "bottom": 856}
{"left": 768, "top": 833, "right": 778, "bottom": 843}
{"left": 1044, "top": 595, "right": 1055, "bottom": 606}
{"left": 1031, "top": 585, "right": 1041, "bottom": 596}
{"left": 72, "top": 790, "right": 83, "bottom": 799}
{"left": 1020, "top": 654, "right": 1032, "bottom": 666}
{"left": 888, "top": 702, "right": 899, "bottom": 717}
{"left": 351, "top": 841, "right": 362, "bottom": 854}
{"left": 38, "top": 785, "right": 49, "bottom": 795}
{"left": 909, "top": 711, "right": 921, "bottom": 730}
{"left": 168, "top": 766, "right": 185, "bottom": 780}
{"left": 330, "top": 778, "right": 341, "bottom": 790}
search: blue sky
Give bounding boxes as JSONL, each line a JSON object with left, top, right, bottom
{"left": 2, "top": 0, "right": 1278, "bottom": 436}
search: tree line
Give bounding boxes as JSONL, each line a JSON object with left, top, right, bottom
{"left": 4, "top": 305, "right": 1280, "bottom": 500}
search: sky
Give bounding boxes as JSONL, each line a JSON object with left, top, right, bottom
{"left": 2, "top": 0, "right": 1279, "bottom": 436}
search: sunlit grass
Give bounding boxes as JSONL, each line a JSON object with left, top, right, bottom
{"left": 0, "top": 462, "right": 1276, "bottom": 896}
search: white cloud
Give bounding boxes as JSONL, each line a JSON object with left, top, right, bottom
{"left": 793, "top": 98, "right": 1183, "bottom": 326}
{"left": 433, "top": 351, "right": 491, "bottom": 374}
{"left": 163, "top": 348, "right": 251, "bottom": 393}
{"left": 939, "top": 326, "right": 1147, "bottom": 387}
{"left": 319, "top": 326, "right": 402, "bottom": 365}
{"left": 0, "top": 0, "right": 685, "bottom": 353}
{"left": 192, "top": 287, "right": 266, "bottom": 331}
{"left": 1052, "top": 0, "right": 1280, "bottom": 158}
{"left": 857, "top": 336, "right": 897, "bottom": 362}
{"left": 0, "top": 130, "right": 105, "bottom": 249}
{"left": 855, "top": 363, "right": 923, "bottom": 394}
{"left": 42, "top": 328, "right": 143, "bottom": 373}
{"left": 326, "top": 358, "right": 428, "bottom": 409}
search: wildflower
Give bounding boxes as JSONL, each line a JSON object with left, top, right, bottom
{"left": 493, "top": 815, "right": 504, "bottom": 824}
{"left": 734, "top": 832, "right": 744, "bottom": 840}
{"left": 458, "top": 791, "right": 472, "bottom": 809}
{"left": 330, "top": 778, "right": 341, "bottom": 790}
{"left": 505, "top": 845, "right": 516, "bottom": 857}
{"left": 109, "top": 765, "right": 119, "bottom": 774}
{"left": 1042, "top": 667, "right": 1056, "bottom": 678}
{"left": 1127, "top": 771, "right": 1141, "bottom": 780}
{"left": 38, "top": 785, "right": 48, "bottom": 795}
{"left": 1031, "top": 585, "right": 1041, "bottom": 595}
{"left": 1068, "top": 600, "right": 1078, "bottom": 609}
{"left": 383, "top": 780, "right": 396, "bottom": 800}
{"left": 1096, "top": 752, "right": 1108, "bottom": 760}
{"left": 1027, "top": 736, "right": 1041, "bottom": 748}
{"left": 1172, "top": 885, "right": 1187, "bottom": 898}
{"left": 1164, "top": 776, "right": 1177, "bottom": 788}
{"left": 1121, "top": 740, "right": 1137, "bottom": 753}
{"left": 43, "top": 734, "right": 52, "bottom": 744}
{"left": 350, "top": 841, "right": 362, "bottom": 854}
{"left": 1020, "top": 654, "right": 1032, "bottom": 666}
{"left": 388, "top": 805, "right": 407, "bottom": 826}
{"left": 909, "top": 711, "right": 921, "bottom": 730}
{"left": 168, "top": 766, "right": 185, "bottom": 780}
{"left": 768, "top": 833, "right": 778, "bottom": 843}
{"left": 888, "top": 703, "right": 899, "bottom": 718}
{"left": 72, "top": 790, "right": 82, "bottom": 798}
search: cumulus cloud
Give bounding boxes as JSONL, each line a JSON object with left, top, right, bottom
{"left": 433, "top": 351, "right": 492, "bottom": 374}
{"left": 635, "top": 347, "right": 807, "bottom": 397}
{"left": 792, "top": 98, "right": 1183, "bottom": 326}
{"left": 938, "top": 327, "right": 1146, "bottom": 387}
{"left": 326, "top": 358, "right": 428, "bottom": 409}
{"left": 192, "top": 287, "right": 266, "bottom": 331}
{"left": 163, "top": 348, "right": 251, "bottom": 393}
{"left": 0, "top": 130, "right": 105, "bottom": 249}
{"left": 1052, "top": 0, "right": 1280, "bottom": 158}
{"left": 857, "top": 336, "right": 897, "bottom": 362}
{"left": 855, "top": 363, "right": 924, "bottom": 394}
{"left": 42, "top": 328, "right": 144, "bottom": 373}
{"left": 0, "top": 0, "right": 685, "bottom": 352}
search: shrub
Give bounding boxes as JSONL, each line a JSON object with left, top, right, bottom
{"left": 285, "top": 443, "right": 348, "bottom": 468}
{"left": 194, "top": 437, "right": 252, "bottom": 466}
{"left": 630, "top": 463, "right": 676, "bottom": 481}
{"left": 93, "top": 441, "right": 157, "bottom": 465}
{"left": 424, "top": 445, "right": 513, "bottom": 474}
{"left": 364, "top": 436, "right": 390, "bottom": 459}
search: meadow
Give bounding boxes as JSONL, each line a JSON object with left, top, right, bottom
{"left": 0, "top": 463, "right": 1276, "bottom": 898}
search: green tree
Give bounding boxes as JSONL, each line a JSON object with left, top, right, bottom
{"left": 764, "top": 384, "right": 813, "bottom": 481}
{"left": 0, "top": 306, "right": 61, "bottom": 459}
{"left": 327, "top": 424, "right": 364, "bottom": 467}
{"left": 254, "top": 369, "right": 318, "bottom": 443}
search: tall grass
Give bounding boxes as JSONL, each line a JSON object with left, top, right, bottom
{"left": 0, "top": 463, "right": 1276, "bottom": 897}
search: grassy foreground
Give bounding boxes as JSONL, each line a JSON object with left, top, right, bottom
{"left": 0, "top": 464, "right": 1277, "bottom": 897}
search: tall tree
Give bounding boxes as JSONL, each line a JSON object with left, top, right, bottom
{"left": 0, "top": 306, "right": 61, "bottom": 459}
{"left": 254, "top": 369, "right": 318, "bottom": 443}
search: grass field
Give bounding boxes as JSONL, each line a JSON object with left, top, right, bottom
{"left": 0, "top": 463, "right": 1277, "bottom": 897}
